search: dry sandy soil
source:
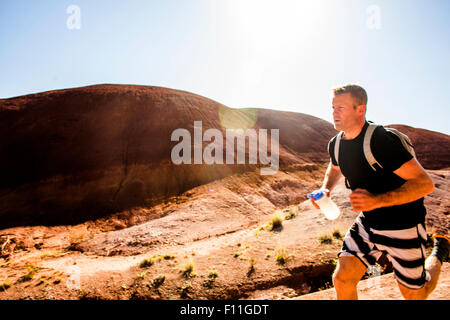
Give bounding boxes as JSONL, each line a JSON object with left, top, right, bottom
{"left": 295, "top": 263, "right": 450, "bottom": 300}
{"left": 0, "top": 85, "right": 448, "bottom": 300}
{"left": 0, "top": 166, "right": 448, "bottom": 300}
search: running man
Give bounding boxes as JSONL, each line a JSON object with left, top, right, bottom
{"left": 313, "top": 84, "right": 449, "bottom": 300}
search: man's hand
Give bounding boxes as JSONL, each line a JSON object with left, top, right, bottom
{"left": 310, "top": 190, "right": 331, "bottom": 210}
{"left": 349, "top": 158, "right": 434, "bottom": 212}
{"left": 311, "top": 198, "right": 320, "bottom": 210}
{"left": 349, "top": 188, "right": 381, "bottom": 212}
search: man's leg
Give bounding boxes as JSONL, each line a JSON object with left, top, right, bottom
{"left": 397, "top": 235, "right": 448, "bottom": 300}
{"left": 397, "top": 255, "right": 441, "bottom": 300}
{"left": 332, "top": 255, "right": 367, "bottom": 300}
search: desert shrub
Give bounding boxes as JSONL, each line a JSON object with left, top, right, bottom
{"left": 138, "top": 258, "right": 154, "bottom": 268}
{"left": 275, "top": 248, "right": 286, "bottom": 265}
{"left": 0, "top": 282, "right": 11, "bottom": 291}
{"left": 181, "top": 260, "right": 196, "bottom": 278}
{"left": 267, "top": 212, "right": 283, "bottom": 231}
{"left": 208, "top": 270, "right": 219, "bottom": 279}
{"left": 137, "top": 271, "right": 147, "bottom": 278}
{"left": 203, "top": 278, "right": 215, "bottom": 288}
{"left": 332, "top": 228, "right": 343, "bottom": 239}
{"left": 284, "top": 209, "right": 296, "bottom": 220}
{"left": 203, "top": 270, "right": 218, "bottom": 288}
{"left": 318, "top": 233, "right": 333, "bottom": 244}
{"left": 18, "top": 265, "right": 40, "bottom": 282}
{"left": 247, "top": 258, "right": 256, "bottom": 277}
{"left": 152, "top": 274, "right": 165, "bottom": 288}
{"left": 180, "top": 283, "right": 191, "bottom": 298}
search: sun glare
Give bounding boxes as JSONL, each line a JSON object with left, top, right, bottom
{"left": 224, "top": 1, "right": 335, "bottom": 92}
{"left": 230, "top": 0, "right": 328, "bottom": 53}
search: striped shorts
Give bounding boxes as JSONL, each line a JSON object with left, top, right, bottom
{"left": 339, "top": 215, "right": 428, "bottom": 289}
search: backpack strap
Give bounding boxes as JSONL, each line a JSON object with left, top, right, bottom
{"left": 385, "top": 128, "right": 416, "bottom": 158}
{"left": 363, "top": 123, "right": 384, "bottom": 172}
{"left": 334, "top": 122, "right": 415, "bottom": 176}
{"left": 334, "top": 131, "right": 344, "bottom": 165}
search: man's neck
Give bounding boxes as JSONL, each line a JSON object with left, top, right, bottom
{"left": 343, "top": 121, "right": 366, "bottom": 140}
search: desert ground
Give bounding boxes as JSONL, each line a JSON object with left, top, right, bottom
{"left": 0, "top": 166, "right": 448, "bottom": 300}
{"left": 0, "top": 85, "right": 448, "bottom": 300}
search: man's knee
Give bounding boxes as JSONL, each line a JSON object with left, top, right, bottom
{"left": 399, "top": 287, "right": 427, "bottom": 300}
{"left": 332, "top": 256, "right": 366, "bottom": 288}
{"left": 332, "top": 269, "right": 359, "bottom": 288}
{"left": 398, "top": 282, "right": 428, "bottom": 300}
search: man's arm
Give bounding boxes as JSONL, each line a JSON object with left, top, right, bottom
{"left": 350, "top": 158, "right": 434, "bottom": 211}
{"left": 310, "top": 160, "right": 342, "bottom": 209}
{"left": 322, "top": 160, "right": 343, "bottom": 193}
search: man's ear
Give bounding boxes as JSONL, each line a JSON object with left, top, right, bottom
{"left": 357, "top": 105, "right": 366, "bottom": 115}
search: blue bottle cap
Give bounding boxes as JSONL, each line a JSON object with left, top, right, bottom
{"left": 307, "top": 189, "right": 325, "bottom": 201}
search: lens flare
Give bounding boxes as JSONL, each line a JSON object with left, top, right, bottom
{"left": 218, "top": 104, "right": 258, "bottom": 131}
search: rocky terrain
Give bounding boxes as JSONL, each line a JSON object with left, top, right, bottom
{"left": 0, "top": 85, "right": 448, "bottom": 300}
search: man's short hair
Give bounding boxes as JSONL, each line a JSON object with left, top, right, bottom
{"left": 333, "top": 84, "right": 368, "bottom": 107}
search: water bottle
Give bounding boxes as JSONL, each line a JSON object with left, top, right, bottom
{"left": 307, "top": 189, "right": 340, "bottom": 220}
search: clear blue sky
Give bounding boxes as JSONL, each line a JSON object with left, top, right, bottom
{"left": 1, "top": 0, "right": 449, "bottom": 134}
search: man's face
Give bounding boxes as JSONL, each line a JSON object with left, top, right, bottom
{"left": 332, "top": 93, "right": 362, "bottom": 131}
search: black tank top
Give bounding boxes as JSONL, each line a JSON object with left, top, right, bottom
{"left": 328, "top": 122, "right": 426, "bottom": 230}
